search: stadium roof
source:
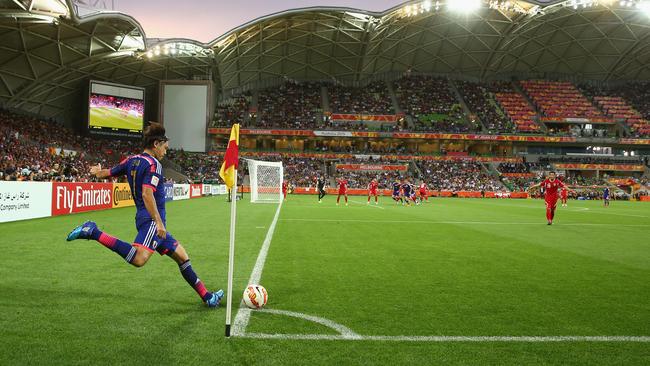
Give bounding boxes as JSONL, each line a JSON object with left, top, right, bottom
{"left": 1, "top": 0, "right": 650, "bottom": 119}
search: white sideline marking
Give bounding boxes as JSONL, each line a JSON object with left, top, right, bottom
{"left": 280, "top": 218, "right": 650, "bottom": 227}
{"left": 232, "top": 202, "right": 283, "bottom": 336}
{"left": 239, "top": 333, "right": 650, "bottom": 342}
{"left": 349, "top": 200, "right": 385, "bottom": 209}
{"left": 469, "top": 200, "right": 650, "bottom": 218}
{"left": 255, "top": 309, "right": 361, "bottom": 339}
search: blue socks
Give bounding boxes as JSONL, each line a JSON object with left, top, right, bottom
{"left": 179, "top": 260, "right": 210, "bottom": 301}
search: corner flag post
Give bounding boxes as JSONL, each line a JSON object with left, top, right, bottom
{"left": 220, "top": 124, "right": 239, "bottom": 337}
{"left": 225, "top": 172, "right": 237, "bottom": 337}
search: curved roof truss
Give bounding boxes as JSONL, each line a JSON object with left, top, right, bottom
{"left": 0, "top": 0, "right": 649, "bottom": 119}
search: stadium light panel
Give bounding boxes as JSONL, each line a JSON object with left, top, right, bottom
{"left": 448, "top": 0, "right": 481, "bottom": 12}
{"left": 639, "top": 1, "right": 650, "bottom": 15}
{"left": 345, "top": 11, "right": 371, "bottom": 21}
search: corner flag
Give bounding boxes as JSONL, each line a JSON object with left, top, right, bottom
{"left": 223, "top": 123, "right": 240, "bottom": 338}
{"left": 219, "top": 124, "right": 239, "bottom": 188}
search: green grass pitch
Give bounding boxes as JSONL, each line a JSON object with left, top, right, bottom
{"left": 90, "top": 107, "right": 142, "bottom": 131}
{"left": 1, "top": 196, "right": 648, "bottom": 365}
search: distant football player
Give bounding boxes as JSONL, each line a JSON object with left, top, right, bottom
{"left": 410, "top": 183, "right": 419, "bottom": 205}
{"left": 419, "top": 181, "right": 429, "bottom": 202}
{"left": 603, "top": 187, "right": 610, "bottom": 207}
{"left": 282, "top": 180, "right": 289, "bottom": 200}
{"left": 336, "top": 176, "right": 348, "bottom": 206}
{"left": 392, "top": 180, "right": 402, "bottom": 204}
{"left": 401, "top": 179, "right": 413, "bottom": 206}
{"left": 317, "top": 176, "right": 327, "bottom": 203}
{"left": 367, "top": 178, "right": 379, "bottom": 205}
{"left": 527, "top": 171, "right": 570, "bottom": 225}
{"left": 560, "top": 187, "right": 568, "bottom": 207}
{"left": 65, "top": 123, "right": 223, "bottom": 307}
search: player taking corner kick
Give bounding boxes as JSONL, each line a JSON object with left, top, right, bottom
{"left": 65, "top": 123, "right": 223, "bottom": 308}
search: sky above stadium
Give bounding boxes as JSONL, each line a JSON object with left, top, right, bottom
{"left": 116, "top": 0, "right": 404, "bottom": 43}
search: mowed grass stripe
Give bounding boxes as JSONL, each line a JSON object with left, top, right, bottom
{"left": 251, "top": 196, "right": 649, "bottom": 337}
{"left": 1, "top": 195, "right": 648, "bottom": 365}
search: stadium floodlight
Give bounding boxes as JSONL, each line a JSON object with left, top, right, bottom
{"left": 638, "top": 1, "right": 650, "bottom": 15}
{"left": 448, "top": 0, "right": 481, "bottom": 13}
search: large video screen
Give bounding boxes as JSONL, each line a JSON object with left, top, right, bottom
{"left": 88, "top": 81, "right": 144, "bottom": 137}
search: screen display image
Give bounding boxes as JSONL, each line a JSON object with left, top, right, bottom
{"left": 89, "top": 94, "right": 144, "bottom": 132}
{"left": 88, "top": 81, "right": 145, "bottom": 136}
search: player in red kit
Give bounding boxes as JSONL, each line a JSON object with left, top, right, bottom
{"left": 560, "top": 187, "right": 568, "bottom": 207}
{"left": 336, "top": 176, "right": 348, "bottom": 206}
{"left": 367, "top": 178, "right": 379, "bottom": 205}
{"left": 527, "top": 171, "right": 569, "bottom": 225}
{"left": 418, "top": 181, "right": 429, "bottom": 202}
{"left": 282, "top": 180, "right": 288, "bottom": 200}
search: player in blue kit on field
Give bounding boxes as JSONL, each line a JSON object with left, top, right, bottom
{"left": 401, "top": 180, "right": 413, "bottom": 206}
{"left": 66, "top": 123, "right": 223, "bottom": 307}
{"left": 603, "top": 187, "right": 610, "bottom": 207}
{"left": 392, "top": 180, "right": 402, "bottom": 204}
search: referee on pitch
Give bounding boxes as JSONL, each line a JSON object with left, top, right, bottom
{"left": 317, "top": 176, "right": 327, "bottom": 203}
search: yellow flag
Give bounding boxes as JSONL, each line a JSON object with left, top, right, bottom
{"left": 219, "top": 124, "right": 240, "bottom": 188}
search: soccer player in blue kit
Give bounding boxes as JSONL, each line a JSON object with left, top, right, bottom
{"left": 401, "top": 180, "right": 414, "bottom": 206}
{"left": 603, "top": 187, "right": 610, "bottom": 207}
{"left": 392, "top": 180, "right": 402, "bottom": 204}
{"left": 66, "top": 123, "right": 223, "bottom": 307}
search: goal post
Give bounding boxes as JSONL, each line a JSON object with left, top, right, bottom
{"left": 247, "top": 159, "right": 283, "bottom": 203}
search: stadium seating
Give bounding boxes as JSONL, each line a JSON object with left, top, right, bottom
{"left": 283, "top": 156, "right": 327, "bottom": 187}
{"left": 258, "top": 82, "right": 322, "bottom": 129}
{"left": 328, "top": 81, "right": 394, "bottom": 115}
{"left": 165, "top": 150, "right": 221, "bottom": 182}
{"left": 492, "top": 81, "right": 541, "bottom": 133}
{"left": 212, "top": 93, "right": 250, "bottom": 127}
{"left": 0, "top": 110, "right": 139, "bottom": 182}
{"left": 617, "top": 82, "right": 650, "bottom": 125}
{"left": 417, "top": 160, "right": 503, "bottom": 191}
{"left": 394, "top": 76, "right": 478, "bottom": 133}
{"left": 580, "top": 83, "right": 650, "bottom": 137}
{"left": 520, "top": 80, "right": 607, "bottom": 121}
{"left": 456, "top": 81, "right": 515, "bottom": 134}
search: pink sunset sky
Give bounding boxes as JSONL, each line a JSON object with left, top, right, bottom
{"left": 115, "top": 1, "right": 405, "bottom": 43}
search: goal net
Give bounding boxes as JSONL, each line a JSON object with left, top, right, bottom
{"left": 247, "top": 159, "right": 283, "bottom": 203}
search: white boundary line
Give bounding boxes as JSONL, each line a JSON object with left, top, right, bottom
{"left": 256, "top": 309, "right": 361, "bottom": 338}
{"left": 466, "top": 200, "right": 650, "bottom": 218}
{"left": 233, "top": 201, "right": 649, "bottom": 342}
{"left": 240, "top": 333, "right": 650, "bottom": 342}
{"left": 232, "top": 201, "right": 283, "bottom": 336}
{"left": 349, "top": 199, "right": 385, "bottom": 209}
{"left": 279, "top": 218, "right": 650, "bottom": 227}
{"left": 241, "top": 306, "right": 649, "bottom": 343}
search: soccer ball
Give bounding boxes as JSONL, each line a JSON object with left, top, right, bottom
{"left": 243, "top": 284, "right": 268, "bottom": 309}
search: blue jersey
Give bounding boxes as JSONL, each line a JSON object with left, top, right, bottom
{"left": 392, "top": 182, "right": 401, "bottom": 194}
{"left": 603, "top": 188, "right": 610, "bottom": 199}
{"left": 110, "top": 153, "right": 165, "bottom": 224}
{"left": 402, "top": 183, "right": 412, "bottom": 195}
